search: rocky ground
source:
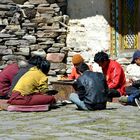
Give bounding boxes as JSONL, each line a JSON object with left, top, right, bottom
{"left": 0, "top": 102, "right": 139, "bottom": 140}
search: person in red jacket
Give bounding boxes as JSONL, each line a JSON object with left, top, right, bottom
{"left": 94, "top": 51, "right": 126, "bottom": 101}
{"left": 0, "top": 61, "right": 27, "bottom": 99}
{"left": 68, "top": 54, "right": 92, "bottom": 80}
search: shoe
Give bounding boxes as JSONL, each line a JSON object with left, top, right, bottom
{"left": 46, "top": 89, "right": 58, "bottom": 95}
{"left": 62, "top": 100, "right": 72, "bottom": 104}
{"left": 49, "top": 104, "right": 60, "bottom": 109}
{"left": 119, "top": 96, "right": 128, "bottom": 103}
{"left": 107, "top": 97, "right": 112, "bottom": 102}
{"left": 135, "top": 98, "right": 140, "bottom": 109}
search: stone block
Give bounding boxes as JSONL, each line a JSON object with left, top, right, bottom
{"left": 50, "top": 62, "right": 66, "bottom": 70}
{"left": 5, "top": 39, "right": 29, "bottom": 46}
{"left": 15, "top": 47, "right": 30, "bottom": 56}
{"left": 0, "top": 49, "right": 12, "bottom": 55}
{"left": 47, "top": 53, "right": 65, "bottom": 62}
{"left": 0, "top": 0, "right": 14, "bottom": 4}
{"left": 2, "top": 55, "right": 25, "bottom": 61}
{"left": 29, "top": 0, "right": 48, "bottom": 4}
{"left": 37, "top": 7, "right": 54, "bottom": 14}
{"left": 52, "top": 43, "right": 65, "bottom": 48}
{"left": 31, "top": 49, "right": 46, "bottom": 58}
{"left": 47, "top": 47, "right": 60, "bottom": 53}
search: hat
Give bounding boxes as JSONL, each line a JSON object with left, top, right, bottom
{"left": 72, "top": 54, "right": 84, "bottom": 65}
{"left": 131, "top": 50, "right": 140, "bottom": 64}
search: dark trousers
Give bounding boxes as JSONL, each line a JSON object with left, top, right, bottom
{"left": 126, "top": 86, "right": 140, "bottom": 103}
{"left": 107, "top": 88, "right": 120, "bottom": 102}
{"left": 88, "top": 102, "right": 107, "bottom": 110}
{"left": 8, "top": 91, "right": 56, "bottom": 105}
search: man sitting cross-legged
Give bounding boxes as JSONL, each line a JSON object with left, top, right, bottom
{"left": 69, "top": 62, "right": 108, "bottom": 111}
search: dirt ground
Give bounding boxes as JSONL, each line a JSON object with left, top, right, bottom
{"left": 0, "top": 102, "right": 139, "bottom": 140}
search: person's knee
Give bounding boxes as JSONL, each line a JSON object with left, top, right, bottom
{"left": 69, "top": 93, "right": 76, "bottom": 101}
{"left": 47, "top": 96, "right": 56, "bottom": 104}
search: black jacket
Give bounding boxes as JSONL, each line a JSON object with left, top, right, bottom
{"left": 132, "top": 80, "right": 140, "bottom": 88}
{"left": 73, "top": 71, "right": 108, "bottom": 109}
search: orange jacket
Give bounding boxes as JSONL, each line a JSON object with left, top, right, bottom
{"left": 68, "top": 64, "right": 93, "bottom": 80}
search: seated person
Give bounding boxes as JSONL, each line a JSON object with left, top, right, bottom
{"left": 94, "top": 51, "right": 126, "bottom": 101}
{"left": 7, "top": 59, "right": 56, "bottom": 106}
{"left": 9, "top": 56, "right": 45, "bottom": 97}
{"left": 0, "top": 61, "right": 27, "bottom": 99}
{"left": 69, "top": 62, "right": 108, "bottom": 111}
{"left": 119, "top": 50, "right": 140, "bottom": 108}
{"left": 68, "top": 54, "right": 92, "bottom": 80}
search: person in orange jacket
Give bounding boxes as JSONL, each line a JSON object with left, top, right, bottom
{"left": 68, "top": 54, "right": 92, "bottom": 80}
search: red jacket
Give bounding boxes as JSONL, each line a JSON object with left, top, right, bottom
{"left": 0, "top": 63, "right": 19, "bottom": 98}
{"left": 102, "top": 60, "right": 126, "bottom": 96}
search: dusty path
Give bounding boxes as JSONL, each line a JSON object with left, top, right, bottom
{"left": 0, "top": 102, "right": 139, "bottom": 140}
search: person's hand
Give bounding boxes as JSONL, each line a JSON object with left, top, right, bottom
{"left": 125, "top": 79, "right": 133, "bottom": 87}
{"left": 129, "top": 78, "right": 134, "bottom": 83}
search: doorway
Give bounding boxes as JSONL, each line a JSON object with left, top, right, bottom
{"left": 110, "top": 0, "right": 139, "bottom": 57}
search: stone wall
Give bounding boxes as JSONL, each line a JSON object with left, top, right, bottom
{"left": 0, "top": 0, "right": 129, "bottom": 78}
{"left": 0, "top": 0, "right": 69, "bottom": 77}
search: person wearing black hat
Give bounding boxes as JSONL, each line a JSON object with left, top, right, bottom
{"left": 119, "top": 50, "right": 140, "bottom": 108}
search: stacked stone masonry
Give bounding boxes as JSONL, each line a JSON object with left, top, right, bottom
{"left": 0, "top": 0, "right": 69, "bottom": 77}
{"left": 0, "top": 0, "right": 132, "bottom": 79}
